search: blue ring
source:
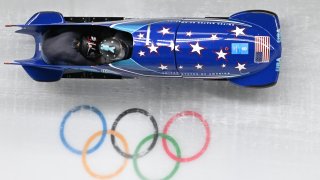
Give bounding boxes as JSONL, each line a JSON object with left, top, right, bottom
{"left": 60, "top": 105, "right": 107, "bottom": 155}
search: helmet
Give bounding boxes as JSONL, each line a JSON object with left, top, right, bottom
{"left": 99, "top": 38, "right": 128, "bottom": 62}
{"left": 78, "top": 36, "right": 100, "bottom": 60}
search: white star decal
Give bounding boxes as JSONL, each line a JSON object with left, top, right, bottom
{"left": 216, "top": 49, "right": 228, "bottom": 60}
{"left": 168, "top": 41, "right": 180, "bottom": 51}
{"left": 195, "top": 64, "right": 203, "bottom": 70}
{"left": 190, "top": 42, "right": 204, "bottom": 55}
{"left": 178, "top": 65, "right": 183, "bottom": 69}
{"left": 175, "top": 45, "right": 180, "bottom": 51}
{"left": 210, "top": 34, "right": 219, "bottom": 40}
{"left": 222, "top": 64, "right": 226, "bottom": 68}
{"left": 232, "top": 26, "right": 246, "bottom": 37}
{"left": 169, "top": 41, "right": 174, "bottom": 50}
{"left": 138, "top": 50, "right": 145, "bottom": 56}
{"left": 186, "top": 31, "right": 192, "bottom": 37}
{"left": 235, "top": 63, "right": 246, "bottom": 71}
{"left": 137, "top": 33, "right": 144, "bottom": 39}
{"left": 158, "top": 27, "right": 171, "bottom": 35}
{"left": 159, "top": 64, "right": 168, "bottom": 70}
{"left": 148, "top": 43, "right": 159, "bottom": 53}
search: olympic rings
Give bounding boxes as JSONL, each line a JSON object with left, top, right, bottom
{"left": 82, "top": 130, "right": 129, "bottom": 179}
{"left": 60, "top": 105, "right": 107, "bottom": 155}
{"left": 133, "top": 133, "right": 181, "bottom": 180}
{"left": 60, "top": 106, "right": 211, "bottom": 179}
{"left": 111, "top": 108, "right": 159, "bottom": 159}
{"left": 162, "top": 111, "right": 211, "bottom": 163}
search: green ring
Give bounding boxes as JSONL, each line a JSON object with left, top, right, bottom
{"left": 133, "top": 133, "right": 181, "bottom": 180}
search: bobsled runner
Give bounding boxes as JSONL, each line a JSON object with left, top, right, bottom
{"left": 5, "top": 10, "right": 281, "bottom": 87}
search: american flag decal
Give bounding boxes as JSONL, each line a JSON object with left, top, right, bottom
{"left": 254, "top": 36, "right": 270, "bottom": 63}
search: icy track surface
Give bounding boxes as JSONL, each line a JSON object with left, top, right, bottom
{"left": 0, "top": 0, "right": 319, "bottom": 179}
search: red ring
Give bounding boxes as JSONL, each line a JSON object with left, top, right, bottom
{"left": 162, "top": 111, "right": 211, "bottom": 163}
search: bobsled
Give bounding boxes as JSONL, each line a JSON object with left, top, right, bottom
{"left": 5, "top": 10, "right": 281, "bottom": 87}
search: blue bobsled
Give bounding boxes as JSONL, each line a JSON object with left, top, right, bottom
{"left": 5, "top": 10, "right": 281, "bottom": 87}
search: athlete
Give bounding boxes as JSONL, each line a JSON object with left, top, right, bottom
{"left": 42, "top": 30, "right": 130, "bottom": 65}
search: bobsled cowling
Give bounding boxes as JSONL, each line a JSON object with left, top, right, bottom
{"left": 5, "top": 10, "right": 281, "bottom": 87}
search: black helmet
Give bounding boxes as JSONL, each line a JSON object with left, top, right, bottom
{"left": 78, "top": 36, "right": 100, "bottom": 60}
{"left": 99, "top": 38, "right": 128, "bottom": 62}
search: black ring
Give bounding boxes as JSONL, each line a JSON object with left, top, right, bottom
{"left": 111, "top": 108, "right": 159, "bottom": 159}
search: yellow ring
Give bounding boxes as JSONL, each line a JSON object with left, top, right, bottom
{"left": 82, "top": 130, "right": 129, "bottom": 179}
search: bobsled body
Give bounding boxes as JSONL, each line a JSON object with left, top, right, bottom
{"left": 6, "top": 10, "right": 281, "bottom": 87}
